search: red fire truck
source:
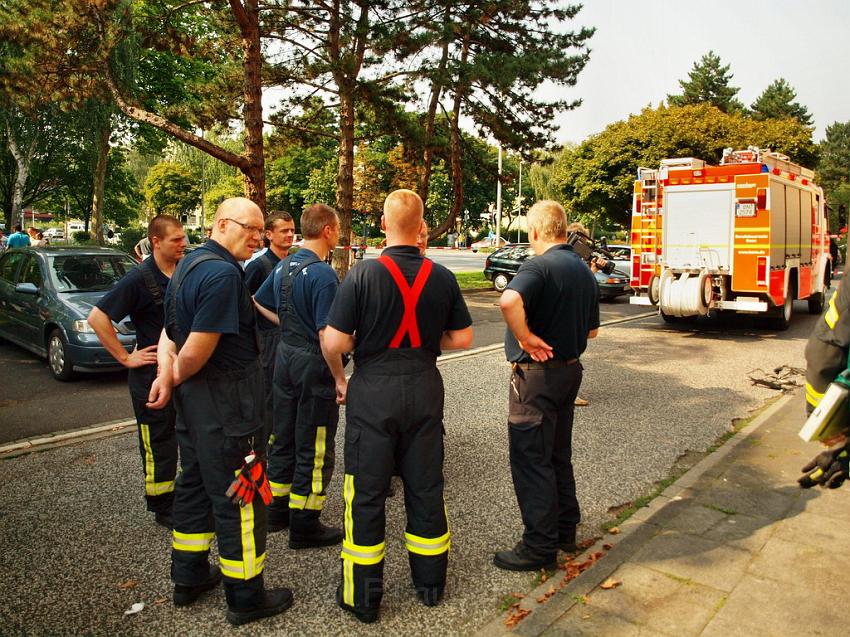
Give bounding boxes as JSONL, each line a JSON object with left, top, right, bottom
{"left": 629, "top": 148, "right": 831, "bottom": 329}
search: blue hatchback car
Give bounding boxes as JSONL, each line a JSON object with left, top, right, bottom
{"left": 0, "top": 246, "right": 137, "bottom": 380}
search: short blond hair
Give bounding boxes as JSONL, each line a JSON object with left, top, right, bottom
{"left": 527, "top": 200, "right": 567, "bottom": 241}
{"left": 383, "top": 189, "right": 424, "bottom": 235}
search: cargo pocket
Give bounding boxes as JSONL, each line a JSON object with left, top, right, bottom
{"left": 212, "top": 374, "right": 260, "bottom": 438}
{"left": 310, "top": 382, "right": 338, "bottom": 426}
{"left": 508, "top": 369, "right": 543, "bottom": 427}
{"left": 343, "top": 426, "right": 361, "bottom": 475}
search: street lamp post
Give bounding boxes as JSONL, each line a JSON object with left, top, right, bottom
{"left": 516, "top": 156, "right": 522, "bottom": 243}
{"left": 496, "top": 144, "right": 502, "bottom": 247}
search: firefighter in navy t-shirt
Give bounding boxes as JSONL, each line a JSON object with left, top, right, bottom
{"left": 88, "top": 215, "right": 186, "bottom": 528}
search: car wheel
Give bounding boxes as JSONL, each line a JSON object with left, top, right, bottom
{"left": 493, "top": 273, "right": 511, "bottom": 292}
{"left": 48, "top": 328, "right": 75, "bottom": 381}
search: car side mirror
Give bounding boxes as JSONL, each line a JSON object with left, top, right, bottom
{"left": 15, "top": 282, "right": 38, "bottom": 295}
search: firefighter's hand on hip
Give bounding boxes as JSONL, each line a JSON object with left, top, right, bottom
{"left": 519, "top": 332, "right": 554, "bottom": 362}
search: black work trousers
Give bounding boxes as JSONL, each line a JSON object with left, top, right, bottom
{"left": 170, "top": 362, "right": 269, "bottom": 605}
{"left": 268, "top": 342, "right": 338, "bottom": 519}
{"left": 340, "top": 351, "right": 450, "bottom": 613}
{"left": 128, "top": 365, "right": 177, "bottom": 514}
{"left": 258, "top": 327, "right": 281, "bottom": 442}
{"left": 507, "top": 361, "right": 583, "bottom": 555}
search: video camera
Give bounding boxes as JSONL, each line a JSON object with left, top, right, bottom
{"left": 566, "top": 231, "right": 616, "bottom": 275}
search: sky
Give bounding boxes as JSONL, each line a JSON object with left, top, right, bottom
{"left": 551, "top": 0, "right": 850, "bottom": 145}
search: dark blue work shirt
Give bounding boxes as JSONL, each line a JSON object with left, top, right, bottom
{"left": 165, "top": 239, "right": 258, "bottom": 371}
{"left": 504, "top": 243, "right": 599, "bottom": 363}
{"left": 254, "top": 248, "right": 338, "bottom": 344}
{"left": 95, "top": 258, "right": 169, "bottom": 350}
{"left": 244, "top": 249, "right": 280, "bottom": 331}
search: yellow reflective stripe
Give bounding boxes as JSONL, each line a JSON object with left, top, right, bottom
{"left": 825, "top": 290, "right": 839, "bottom": 328}
{"left": 220, "top": 553, "right": 266, "bottom": 580}
{"left": 806, "top": 382, "right": 824, "bottom": 407}
{"left": 270, "top": 481, "right": 291, "bottom": 497}
{"left": 341, "top": 539, "right": 385, "bottom": 565}
{"left": 239, "top": 498, "right": 259, "bottom": 579}
{"left": 288, "top": 492, "right": 326, "bottom": 510}
{"left": 404, "top": 530, "right": 451, "bottom": 556}
{"left": 140, "top": 424, "right": 155, "bottom": 493}
{"left": 268, "top": 433, "right": 276, "bottom": 446}
{"left": 172, "top": 531, "right": 214, "bottom": 552}
{"left": 147, "top": 479, "right": 175, "bottom": 496}
{"left": 343, "top": 474, "right": 355, "bottom": 606}
{"left": 312, "top": 426, "right": 327, "bottom": 494}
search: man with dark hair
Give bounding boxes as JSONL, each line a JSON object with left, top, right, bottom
{"left": 253, "top": 204, "right": 343, "bottom": 547}
{"left": 88, "top": 215, "right": 186, "bottom": 528}
{"left": 147, "top": 198, "right": 291, "bottom": 625}
{"left": 7, "top": 224, "right": 30, "bottom": 248}
{"left": 244, "top": 211, "right": 296, "bottom": 440}
{"left": 493, "top": 200, "right": 599, "bottom": 572}
{"left": 322, "top": 190, "right": 473, "bottom": 623}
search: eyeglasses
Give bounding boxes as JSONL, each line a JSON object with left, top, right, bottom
{"left": 223, "top": 218, "right": 263, "bottom": 235}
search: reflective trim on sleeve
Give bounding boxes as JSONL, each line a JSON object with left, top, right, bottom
{"left": 311, "top": 426, "right": 328, "bottom": 495}
{"left": 404, "top": 530, "right": 451, "bottom": 556}
{"left": 825, "top": 290, "right": 839, "bottom": 329}
{"left": 172, "top": 530, "right": 215, "bottom": 553}
{"left": 340, "top": 539, "right": 385, "bottom": 566}
{"left": 288, "top": 491, "right": 325, "bottom": 510}
{"left": 806, "top": 382, "right": 825, "bottom": 407}
{"left": 220, "top": 552, "right": 266, "bottom": 580}
{"left": 269, "top": 481, "right": 291, "bottom": 497}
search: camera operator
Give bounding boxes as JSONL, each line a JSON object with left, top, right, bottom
{"left": 493, "top": 200, "right": 599, "bottom": 571}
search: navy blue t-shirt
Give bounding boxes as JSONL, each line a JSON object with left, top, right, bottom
{"left": 95, "top": 258, "right": 169, "bottom": 350}
{"left": 244, "top": 249, "right": 280, "bottom": 331}
{"left": 255, "top": 248, "right": 338, "bottom": 343}
{"left": 165, "top": 240, "right": 258, "bottom": 371}
{"left": 504, "top": 243, "right": 600, "bottom": 363}
{"left": 327, "top": 245, "right": 472, "bottom": 361}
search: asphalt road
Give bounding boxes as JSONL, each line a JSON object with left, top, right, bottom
{"left": 363, "top": 247, "right": 488, "bottom": 272}
{"left": 0, "top": 299, "right": 818, "bottom": 635}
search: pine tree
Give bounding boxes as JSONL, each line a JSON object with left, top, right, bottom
{"left": 751, "top": 78, "right": 813, "bottom": 126}
{"left": 668, "top": 51, "right": 745, "bottom": 114}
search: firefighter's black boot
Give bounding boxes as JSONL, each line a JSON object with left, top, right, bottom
{"left": 224, "top": 575, "right": 293, "bottom": 626}
{"left": 493, "top": 542, "right": 557, "bottom": 572}
{"left": 173, "top": 565, "right": 222, "bottom": 607}
{"left": 267, "top": 498, "right": 289, "bottom": 533}
{"left": 559, "top": 526, "right": 577, "bottom": 554}
{"left": 336, "top": 585, "right": 378, "bottom": 624}
{"left": 289, "top": 511, "right": 342, "bottom": 549}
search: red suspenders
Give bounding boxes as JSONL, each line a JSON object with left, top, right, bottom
{"left": 378, "top": 255, "right": 433, "bottom": 348}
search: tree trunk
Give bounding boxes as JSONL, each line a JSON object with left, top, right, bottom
{"left": 91, "top": 121, "right": 110, "bottom": 245}
{"left": 5, "top": 119, "right": 36, "bottom": 229}
{"left": 419, "top": 29, "right": 450, "bottom": 217}
{"left": 334, "top": 88, "right": 355, "bottom": 277}
{"left": 230, "top": 0, "right": 266, "bottom": 213}
{"left": 430, "top": 33, "right": 470, "bottom": 241}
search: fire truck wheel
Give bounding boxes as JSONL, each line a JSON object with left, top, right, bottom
{"left": 767, "top": 289, "right": 794, "bottom": 331}
{"left": 648, "top": 275, "right": 660, "bottom": 305}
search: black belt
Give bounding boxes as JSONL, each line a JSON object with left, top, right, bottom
{"left": 513, "top": 358, "right": 579, "bottom": 370}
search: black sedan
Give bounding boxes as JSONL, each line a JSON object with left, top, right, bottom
{"left": 0, "top": 246, "right": 137, "bottom": 380}
{"left": 483, "top": 243, "right": 631, "bottom": 299}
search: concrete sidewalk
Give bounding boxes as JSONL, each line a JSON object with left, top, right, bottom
{"left": 478, "top": 388, "right": 848, "bottom": 637}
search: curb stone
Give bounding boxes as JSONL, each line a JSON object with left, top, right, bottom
{"left": 473, "top": 390, "right": 797, "bottom": 636}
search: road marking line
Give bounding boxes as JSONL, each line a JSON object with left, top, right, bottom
{"left": 0, "top": 311, "right": 659, "bottom": 456}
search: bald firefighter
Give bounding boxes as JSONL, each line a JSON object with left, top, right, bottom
{"left": 322, "top": 190, "right": 473, "bottom": 623}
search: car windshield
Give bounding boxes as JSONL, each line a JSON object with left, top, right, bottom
{"left": 49, "top": 254, "right": 137, "bottom": 292}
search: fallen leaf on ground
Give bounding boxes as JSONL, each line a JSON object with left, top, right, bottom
{"left": 124, "top": 602, "right": 145, "bottom": 616}
{"left": 504, "top": 607, "right": 531, "bottom": 628}
{"left": 539, "top": 569, "right": 549, "bottom": 583}
{"left": 608, "top": 527, "right": 621, "bottom": 535}
{"left": 152, "top": 597, "right": 168, "bottom": 606}
{"left": 603, "top": 543, "right": 613, "bottom": 550}
{"left": 117, "top": 580, "right": 137, "bottom": 590}
{"left": 576, "top": 537, "right": 600, "bottom": 551}
{"left": 536, "top": 584, "right": 556, "bottom": 604}
{"left": 600, "top": 578, "right": 622, "bottom": 590}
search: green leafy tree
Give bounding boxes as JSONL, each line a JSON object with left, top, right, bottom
{"left": 818, "top": 121, "right": 850, "bottom": 195}
{"left": 751, "top": 78, "right": 813, "bottom": 125}
{"left": 203, "top": 174, "right": 244, "bottom": 222}
{"left": 554, "top": 104, "right": 817, "bottom": 227}
{"left": 143, "top": 162, "right": 200, "bottom": 218}
{"left": 668, "top": 51, "right": 745, "bottom": 114}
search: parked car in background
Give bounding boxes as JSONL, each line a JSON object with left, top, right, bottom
{"left": 606, "top": 244, "right": 632, "bottom": 280}
{"left": 470, "top": 236, "right": 508, "bottom": 253}
{"left": 483, "top": 242, "right": 631, "bottom": 298}
{"left": 0, "top": 246, "right": 137, "bottom": 380}
{"left": 45, "top": 228, "right": 65, "bottom": 240}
